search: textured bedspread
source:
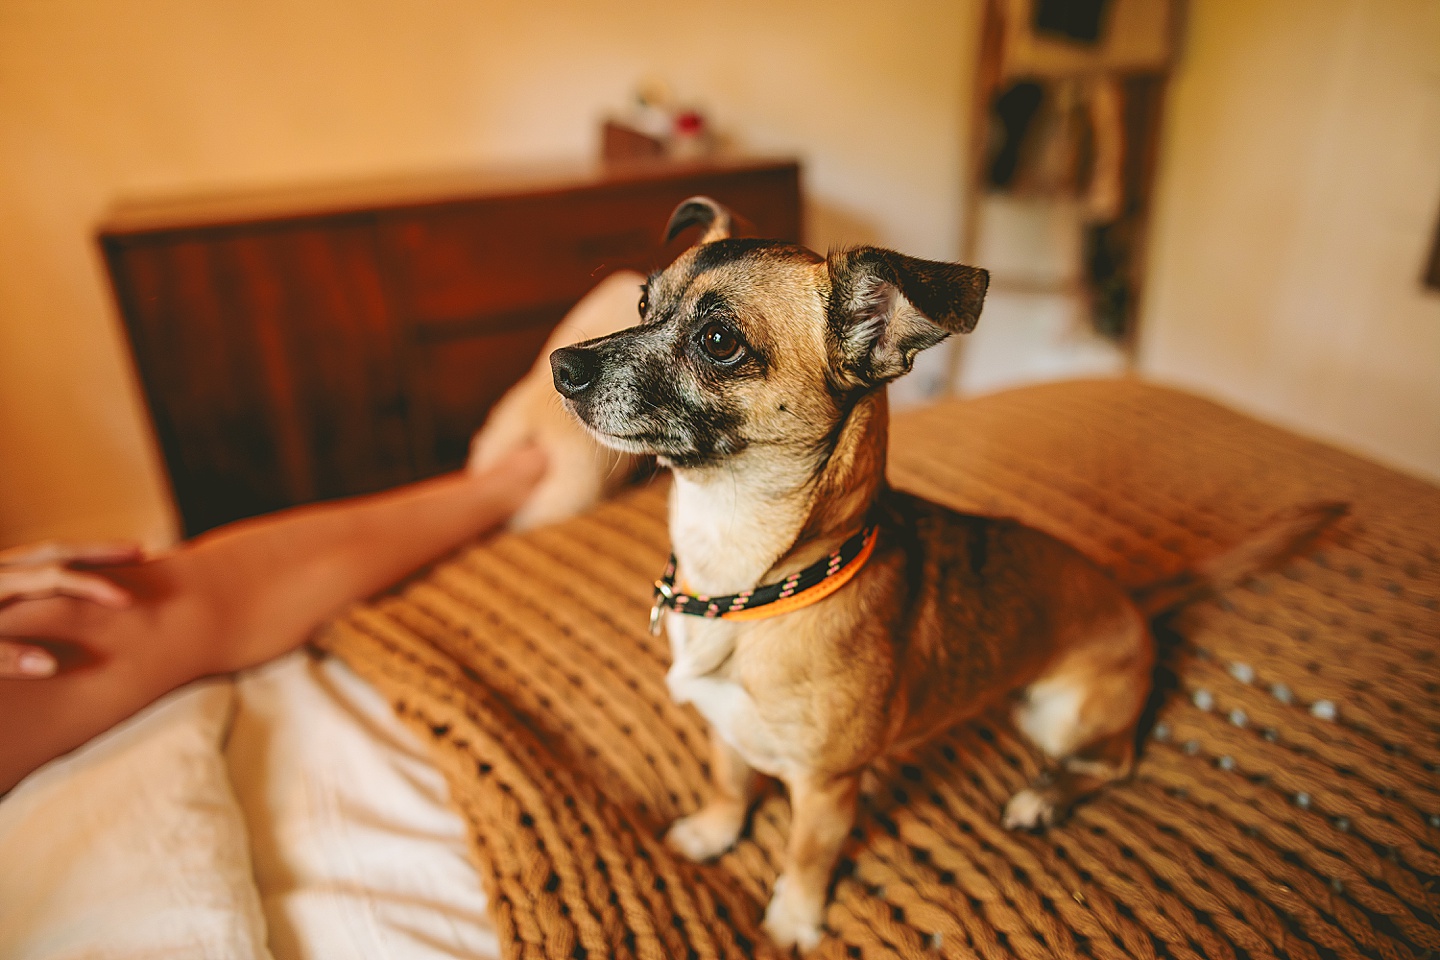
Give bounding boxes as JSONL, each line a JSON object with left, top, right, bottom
{"left": 321, "top": 379, "right": 1439, "bottom": 960}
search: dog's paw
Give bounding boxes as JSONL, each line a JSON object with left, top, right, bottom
{"left": 762, "top": 876, "right": 824, "bottom": 953}
{"left": 665, "top": 805, "right": 744, "bottom": 862}
{"left": 1002, "top": 788, "right": 1057, "bottom": 831}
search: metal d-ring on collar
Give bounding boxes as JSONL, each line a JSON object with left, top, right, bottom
{"left": 648, "top": 524, "right": 880, "bottom": 636}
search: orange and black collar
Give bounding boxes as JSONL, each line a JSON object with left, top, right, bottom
{"left": 649, "top": 524, "right": 879, "bottom": 635}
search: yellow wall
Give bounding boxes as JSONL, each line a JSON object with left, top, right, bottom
{"left": 1138, "top": 0, "right": 1440, "bottom": 482}
{"left": 4, "top": 0, "right": 1438, "bottom": 551}
{"left": 0, "top": 0, "right": 980, "bottom": 548}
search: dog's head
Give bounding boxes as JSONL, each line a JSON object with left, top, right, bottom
{"left": 551, "top": 197, "right": 988, "bottom": 470}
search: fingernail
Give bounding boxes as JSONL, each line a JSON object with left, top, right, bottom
{"left": 17, "top": 650, "right": 57, "bottom": 677}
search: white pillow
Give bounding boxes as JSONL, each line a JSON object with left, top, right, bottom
{"left": 226, "top": 650, "right": 499, "bottom": 960}
{"left": 0, "top": 678, "right": 273, "bottom": 960}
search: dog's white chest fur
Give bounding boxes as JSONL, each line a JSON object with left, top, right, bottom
{"left": 662, "top": 463, "right": 818, "bottom": 779}
{"left": 664, "top": 614, "right": 744, "bottom": 717}
{"left": 665, "top": 614, "right": 796, "bottom": 778}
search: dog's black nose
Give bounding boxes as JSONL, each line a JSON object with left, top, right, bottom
{"left": 551, "top": 346, "right": 598, "bottom": 399}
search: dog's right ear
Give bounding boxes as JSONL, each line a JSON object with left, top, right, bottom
{"left": 826, "top": 246, "right": 989, "bottom": 390}
{"left": 664, "top": 196, "right": 733, "bottom": 245}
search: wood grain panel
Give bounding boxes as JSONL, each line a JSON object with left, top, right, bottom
{"left": 380, "top": 165, "right": 801, "bottom": 331}
{"left": 106, "top": 221, "right": 413, "bottom": 534}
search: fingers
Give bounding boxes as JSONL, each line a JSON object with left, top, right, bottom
{"left": 497, "top": 442, "right": 549, "bottom": 497}
{"left": 0, "top": 564, "right": 132, "bottom": 608}
{"left": 461, "top": 442, "right": 549, "bottom": 521}
{"left": 0, "top": 640, "right": 58, "bottom": 679}
{"left": 511, "top": 442, "right": 549, "bottom": 480}
{"left": 0, "top": 540, "right": 145, "bottom": 568}
{"left": 0, "top": 540, "right": 135, "bottom": 681}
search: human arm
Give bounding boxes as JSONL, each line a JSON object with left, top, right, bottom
{"left": 0, "top": 448, "right": 544, "bottom": 794}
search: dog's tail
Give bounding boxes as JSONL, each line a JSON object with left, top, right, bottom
{"left": 1131, "top": 501, "right": 1349, "bottom": 619}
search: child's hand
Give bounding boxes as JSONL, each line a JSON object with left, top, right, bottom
{"left": 0, "top": 541, "right": 144, "bottom": 678}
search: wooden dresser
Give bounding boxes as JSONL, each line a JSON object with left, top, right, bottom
{"left": 99, "top": 158, "right": 801, "bottom": 535}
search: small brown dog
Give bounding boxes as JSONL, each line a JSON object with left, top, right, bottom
{"left": 551, "top": 197, "right": 1342, "bottom": 951}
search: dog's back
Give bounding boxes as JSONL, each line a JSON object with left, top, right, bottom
{"left": 877, "top": 490, "right": 1147, "bottom": 752}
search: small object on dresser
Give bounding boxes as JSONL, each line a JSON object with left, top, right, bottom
{"left": 602, "top": 78, "right": 716, "bottom": 163}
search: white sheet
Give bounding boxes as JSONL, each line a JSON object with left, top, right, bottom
{"left": 0, "top": 652, "right": 498, "bottom": 960}
{"left": 227, "top": 650, "right": 499, "bottom": 960}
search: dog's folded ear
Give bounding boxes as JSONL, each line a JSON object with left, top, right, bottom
{"left": 664, "top": 196, "right": 734, "bottom": 245}
{"left": 826, "top": 247, "right": 989, "bottom": 389}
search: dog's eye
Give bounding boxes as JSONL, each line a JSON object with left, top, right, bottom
{"left": 638, "top": 290, "right": 649, "bottom": 318}
{"left": 699, "top": 322, "right": 742, "bottom": 363}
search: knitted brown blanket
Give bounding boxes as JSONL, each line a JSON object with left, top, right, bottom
{"left": 318, "top": 379, "right": 1439, "bottom": 960}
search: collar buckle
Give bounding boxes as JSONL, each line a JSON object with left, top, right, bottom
{"left": 649, "top": 578, "right": 675, "bottom": 636}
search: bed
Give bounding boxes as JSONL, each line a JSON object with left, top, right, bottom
{"left": 4, "top": 378, "right": 1437, "bottom": 960}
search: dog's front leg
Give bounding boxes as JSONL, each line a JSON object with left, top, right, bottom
{"left": 763, "top": 771, "right": 859, "bottom": 952}
{"left": 666, "top": 727, "right": 758, "bottom": 861}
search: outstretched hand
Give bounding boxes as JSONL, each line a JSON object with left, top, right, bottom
{"left": 0, "top": 541, "right": 144, "bottom": 678}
